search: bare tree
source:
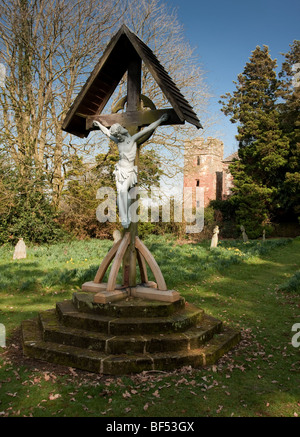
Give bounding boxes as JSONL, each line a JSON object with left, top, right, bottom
{"left": 0, "top": 0, "right": 123, "bottom": 206}
{"left": 110, "top": 0, "right": 212, "bottom": 185}
{"left": 0, "top": 0, "right": 211, "bottom": 209}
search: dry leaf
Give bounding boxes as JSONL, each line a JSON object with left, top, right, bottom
{"left": 49, "top": 393, "right": 61, "bottom": 400}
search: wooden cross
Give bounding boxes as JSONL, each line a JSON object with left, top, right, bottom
{"left": 62, "top": 25, "right": 201, "bottom": 304}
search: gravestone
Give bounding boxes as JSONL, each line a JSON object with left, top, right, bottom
{"left": 0, "top": 323, "right": 5, "bottom": 348}
{"left": 13, "top": 238, "right": 26, "bottom": 260}
{"left": 210, "top": 225, "right": 219, "bottom": 249}
{"left": 240, "top": 225, "right": 248, "bottom": 242}
{"left": 262, "top": 229, "right": 266, "bottom": 242}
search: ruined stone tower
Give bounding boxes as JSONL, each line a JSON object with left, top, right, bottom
{"left": 184, "top": 137, "right": 237, "bottom": 207}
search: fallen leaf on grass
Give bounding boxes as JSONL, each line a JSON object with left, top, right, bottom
{"left": 49, "top": 393, "right": 61, "bottom": 401}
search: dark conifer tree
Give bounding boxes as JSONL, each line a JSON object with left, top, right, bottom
{"left": 278, "top": 40, "right": 300, "bottom": 223}
{"left": 220, "top": 46, "right": 290, "bottom": 237}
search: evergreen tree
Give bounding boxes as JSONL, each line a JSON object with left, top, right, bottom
{"left": 0, "top": 159, "right": 66, "bottom": 245}
{"left": 220, "top": 45, "right": 290, "bottom": 237}
{"left": 278, "top": 40, "right": 300, "bottom": 222}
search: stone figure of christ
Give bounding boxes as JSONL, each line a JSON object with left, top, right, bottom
{"left": 93, "top": 113, "right": 168, "bottom": 228}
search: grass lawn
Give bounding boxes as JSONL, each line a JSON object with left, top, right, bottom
{"left": 0, "top": 235, "right": 299, "bottom": 417}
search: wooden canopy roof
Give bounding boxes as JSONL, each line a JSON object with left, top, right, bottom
{"left": 62, "top": 25, "right": 202, "bottom": 138}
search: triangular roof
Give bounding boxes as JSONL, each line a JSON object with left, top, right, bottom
{"left": 62, "top": 25, "right": 202, "bottom": 138}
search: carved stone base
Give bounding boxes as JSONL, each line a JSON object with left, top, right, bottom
{"left": 21, "top": 292, "right": 241, "bottom": 374}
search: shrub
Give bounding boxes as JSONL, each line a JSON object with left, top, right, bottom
{"left": 278, "top": 271, "right": 300, "bottom": 293}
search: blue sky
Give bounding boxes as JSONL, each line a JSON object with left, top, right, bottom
{"left": 164, "top": 0, "right": 300, "bottom": 157}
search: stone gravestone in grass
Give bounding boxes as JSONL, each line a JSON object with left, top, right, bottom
{"left": 241, "top": 225, "right": 249, "bottom": 242}
{"left": 13, "top": 238, "right": 26, "bottom": 260}
{"left": 21, "top": 25, "right": 241, "bottom": 374}
{"left": 210, "top": 225, "right": 219, "bottom": 249}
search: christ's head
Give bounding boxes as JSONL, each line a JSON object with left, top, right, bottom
{"left": 110, "top": 124, "right": 129, "bottom": 141}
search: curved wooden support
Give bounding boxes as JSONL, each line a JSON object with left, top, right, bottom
{"left": 106, "top": 233, "right": 130, "bottom": 292}
{"left": 135, "top": 237, "right": 167, "bottom": 291}
{"left": 136, "top": 250, "right": 148, "bottom": 284}
{"left": 94, "top": 239, "right": 122, "bottom": 283}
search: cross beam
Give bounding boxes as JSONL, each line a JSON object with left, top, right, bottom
{"left": 85, "top": 108, "right": 183, "bottom": 131}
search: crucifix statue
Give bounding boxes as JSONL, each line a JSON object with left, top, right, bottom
{"left": 62, "top": 24, "right": 201, "bottom": 304}
{"left": 93, "top": 114, "right": 168, "bottom": 228}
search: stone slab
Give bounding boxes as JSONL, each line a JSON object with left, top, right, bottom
{"left": 73, "top": 292, "right": 186, "bottom": 317}
{"left": 93, "top": 289, "right": 128, "bottom": 304}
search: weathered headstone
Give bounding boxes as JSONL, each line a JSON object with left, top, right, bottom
{"left": 210, "top": 225, "right": 219, "bottom": 249}
{"left": 240, "top": 225, "right": 248, "bottom": 243}
{"left": 13, "top": 238, "right": 26, "bottom": 260}
{"left": 0, "top": 323, "right": 5, "bottom": 348}
{"left": 262, "top": 229, "right": 266, "bottom": 242}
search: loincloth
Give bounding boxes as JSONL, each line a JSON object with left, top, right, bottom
{"left": 113, "top": 163, "right": 137, "bottom": 189}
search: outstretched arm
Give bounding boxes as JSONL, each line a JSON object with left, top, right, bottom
{"left": 93, "top": 121, "right": 118, "bottom": 143}
{"left": 131, "top": 113, "right": 168, "bottom": 143}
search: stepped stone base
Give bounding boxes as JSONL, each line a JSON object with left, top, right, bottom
{"left": 21, "top": 292, "right": 240, "bottom": 375}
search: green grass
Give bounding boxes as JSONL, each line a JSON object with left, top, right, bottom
{"left": 0, "top": 236, "right": 300, "bottom": 417}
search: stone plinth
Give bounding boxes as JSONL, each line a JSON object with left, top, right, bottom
{"left": 21, "top": 292, "right": 240, "bottom": 374}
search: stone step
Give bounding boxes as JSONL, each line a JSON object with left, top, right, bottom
{"left": 22, "top": 318, "right": 241, "bottom": 375}
{"left": 72, "top": 292, "right": 186, "bottom": 317}
{"left": 56, "top": 300, "right": 204, "bottom": 335}
{"left": 22, "top": 319, "right": 104, "bottom": 373}
{"left": 38, "top": 309, "right": 222, "bottom": 354}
